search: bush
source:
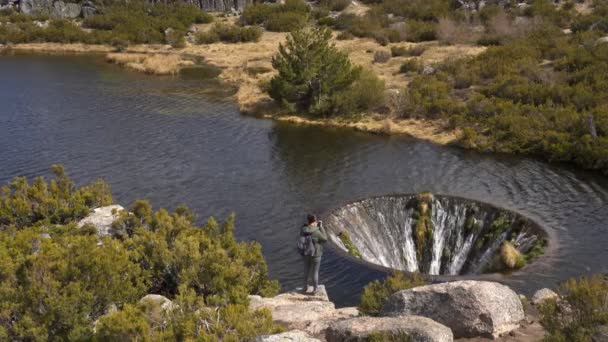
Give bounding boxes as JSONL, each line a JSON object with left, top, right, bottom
{"left": 391, "top": 45, "right": 426, "bottom": 57}
{"left": 195, "top": 24, "right": 262, "bottom": 44}
{"left": 359, "top": 272, "right": 426, "bottom": 316}
{"left": 265, "top": 11, "right": 309, "bottom": 32}
{"left": 539, "top": 275, "right": 608, "bottom": 341}
{"left": 165, "top": 29, "right": 186, "bottom": 48}
{"left": 268, "top": 26, "right": 382, "bottom": 116}
{"left": 0, "top": 167, "right": 281, "bottom": 340}
{"left": 437, "top": 17, "right": 479, "bottom": 45}
{"left": 399, "top": 58, "right": 422, "bottom": 73}
{"left": 336, "top": 31, "right": 354, "bottom": 40}
{"left": 405, "top": 20, "right": 437, "bottom": 42}
{"left": 241, "top": 3, "right": 273, "bottom": 25}
{"left": 373, "top": 50, "right": 391, "bottom": 63}
{"left": 334, "top": 68, "right": 386, "bottom": 114}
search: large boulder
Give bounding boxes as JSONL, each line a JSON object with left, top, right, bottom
{"left": 20, "top": 0, "right": 53, "bottom": 15}
{"left": 52, "top": 1, "right": 81, "bottom": 19}
{"left": 326, "top": 316, "right": 453, "bottom": 342}
{"left": 532, "top": 288, "right": 559, "bottom": 305}
{"left": 256, "top": 330, "right": 322, "bottom": 342}
{"left": 77, "top": 205, "right": 124, "bottom": 237}
{"left": 249, "top": 286, "right": 359, "bottom": 336}
{"left": 81, "top": 0, "right": 97, "bottom": 17}
{"left": 381, "top": 281, "right": 524, "bottom": 339}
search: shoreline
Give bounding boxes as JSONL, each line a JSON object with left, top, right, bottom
{"left": 3, "top": 41, "right": 462, "bottom": 146}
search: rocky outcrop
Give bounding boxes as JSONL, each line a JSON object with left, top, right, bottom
{"left": 194, "top": 0, "right": 251, "bottom": 12}
{"left": 52, "top": 0, "right": 81, "bottom": 18}
{"left": 20, "top": 0, "right": 53, "bottom": 15}
{"left": 20, "top": 0, "right": 83, "bottom": 18}
{"left": 80, "top": 0, "right": 97, "bottom": 17}
{"left": 593, "top": 325, "right": 608, "bottom": 342}
{"left": 249, "top": 286, "right": 359, "bottom": 337}
{"left": 326, "top": 316, "right": 453, "bottom": 342}
{"left": 77, "top": 205, "right": 124, "bottom": 237}
{"left": 532, "top": 288, "right": 559, "bottom": 305}
{"left": 139, "top": 294, "right": 175, "bottom": 311}
{"left": 256, "top": 330, "right": 322, "bottom": 342}
{"left": 381, "top": 281, "right": 524, "bottom": 339}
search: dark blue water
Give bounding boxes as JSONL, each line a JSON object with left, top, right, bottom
{"left": 1, "top": 53, "right": 607, "bottom": 306}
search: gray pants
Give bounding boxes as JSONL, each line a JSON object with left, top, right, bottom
{"left": 303, "top": 256, "right": 321, "bottom": 290}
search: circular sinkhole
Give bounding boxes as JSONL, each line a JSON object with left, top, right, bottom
{"left": 324, "top": 193, "right": 548, "bottom": 276}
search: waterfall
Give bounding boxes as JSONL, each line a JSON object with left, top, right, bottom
{"left": 324, "top": 194, "right": 545, "bottom": 276}
{"left": 402, "top": 214, "right": 419, "bottom": 272}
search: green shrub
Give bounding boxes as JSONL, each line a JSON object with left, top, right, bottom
{"left": 198, "top": 23, "right": 263, "bottom": 44}
{"left": 334, "top": 68, "right": 386, "bottom": 114}
{"left": 267, "top": 26, "right": 356, "bottom": 115}
{"left": 338, "top": 231, "right": 362, "bottom": 258}
{"left": 406, "top": 20, "right": 437, "bottom": 42}
{"left": 165, "top": 29, "right": 186, "bottom": 48}
{"left": 241, "top": 3, "right": 273, "bottom": 25}
{"left": 540, "top": 275, "right": 608, "bottom": 341}
{"left": 0, "top": 167, "right": 281, "bottom": 340}
{"left": 391, "top": 45, "right": 426, "bottom": 57}
{"left": 195, "top": 30, "right": 220, "bottom": 44}
{"left": 265, "top": 11, "right": 309, "bottom": 32}
{"left": 359, "top": 272, "right": 426, "bottom": 316}
{"left": 399, "top": 58, "right": 422, "bottom": 73}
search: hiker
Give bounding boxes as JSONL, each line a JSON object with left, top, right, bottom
{"left": 298, "top": 214, "right": 328, "bottom": 294}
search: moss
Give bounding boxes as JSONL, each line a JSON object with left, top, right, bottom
{"left": 338, "top": 231, "right": 362, "bottom": 258}
{"left": 525, "top": 238, "right": 547, "bottom": 263}
{"left": 464, "top": 214, "right": 481, "bottom": 234}
{"left": 413, "top": 193, "right": 434, "bottom": 261}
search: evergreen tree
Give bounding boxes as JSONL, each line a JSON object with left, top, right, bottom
{"left": 268, "top": 26, "right": 362, "bottom": 116}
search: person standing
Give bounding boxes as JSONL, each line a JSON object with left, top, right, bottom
{"left": 299, "top": 214, "right": 328, "bottom": 294}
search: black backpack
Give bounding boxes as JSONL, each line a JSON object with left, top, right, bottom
{"left": 297, "top": 234, "right": 316, "bottom": 256}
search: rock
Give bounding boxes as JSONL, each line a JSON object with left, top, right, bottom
{"left": 197, "top": 0, "right": 252, "bottom": 12}
{"left": 422, "top": 66, "right": 436, "bottom": 75}
{"left": 139, "top": 294, "right": 175, "bottom": 311}
{"left": 81, "top": 0, "right": 97, "bottom": 17}
{"left": 532, "top": 288, "right": 559, "bottom": 305}
{"left": 249, "top": 285, "right": 359, "bottom": 336}
{"left": 52, "top": 1, "right": 81, "bottom": 19}
{"left": 593, "top": 325, "right": 608, "bottom": 342}
{"left": 596, "top": 36, "right": 608, "bottom": 45}
{"left": 34, "top": 20, "right": 49, "bottom": 28}
{"left": 188, "top": 24, "right": 199, "bottom": 33}
{"left": 256, "top": 330, "right": 322, "bottom": 342}
{"left": 77, "top": 205, "right": 124, "bottom": 237}
{"left": 20, "top": 0, "right": 53, "bottom": 16}
{"left": 381, "top": 280, "right": 524, "bottom": 339}
{"left": 326, "top": 316, "right": 453, "bottom": 342}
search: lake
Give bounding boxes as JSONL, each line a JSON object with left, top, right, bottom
{"left": 1, "top": 53, "right": 607, "bottom": 306}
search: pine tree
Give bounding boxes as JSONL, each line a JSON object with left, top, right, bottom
{"left": 268, "top": 26, "right": 362, "bottom": 117}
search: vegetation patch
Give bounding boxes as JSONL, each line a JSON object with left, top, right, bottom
{"left": 539, "top": 274, "right": 608, "bottom": 341}
{"left": 195, "top": 23, "right": 262, "bottom": 44}
{"left": 359, "top": 272, "right": 426, "bottom": 316}
{"left": 0, "top": 166, "right": 281, "bottom": 340}
{"left": 338, "top": 230, "right": 362, "bottom": 258}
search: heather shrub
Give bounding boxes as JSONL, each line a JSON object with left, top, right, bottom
{"left": 373, "top": 50, "right": 391, "bottom": 63}
{"left": 391, "top": 45, "right": 426, "bottom": 57}
{"left": 265, "top": 11, "right": 309, "bottom": 32}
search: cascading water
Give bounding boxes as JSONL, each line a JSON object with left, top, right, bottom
{"left": 324, "top": 194, "right": 547, "bottom": 276}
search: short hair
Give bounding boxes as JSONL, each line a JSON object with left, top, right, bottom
{"left": 307, "top": 214, "right": 317, "bottom": 224}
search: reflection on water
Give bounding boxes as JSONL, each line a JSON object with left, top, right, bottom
{"left": 1, "top": 54, "right": 608, "bottom": 306}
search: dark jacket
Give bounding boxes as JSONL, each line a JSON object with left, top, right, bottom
{"left": 301, "top": 223, "right": 328, "bottom": 258}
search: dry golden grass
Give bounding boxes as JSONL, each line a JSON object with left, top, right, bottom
{"left": 9, "top": 43, "right": 113, "bottom": 53}
{"left": 500, "top": 241, "right": 524, "bottom": 269}
{"left": 106, "top": 53, "right": 194, "bottom": 75}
